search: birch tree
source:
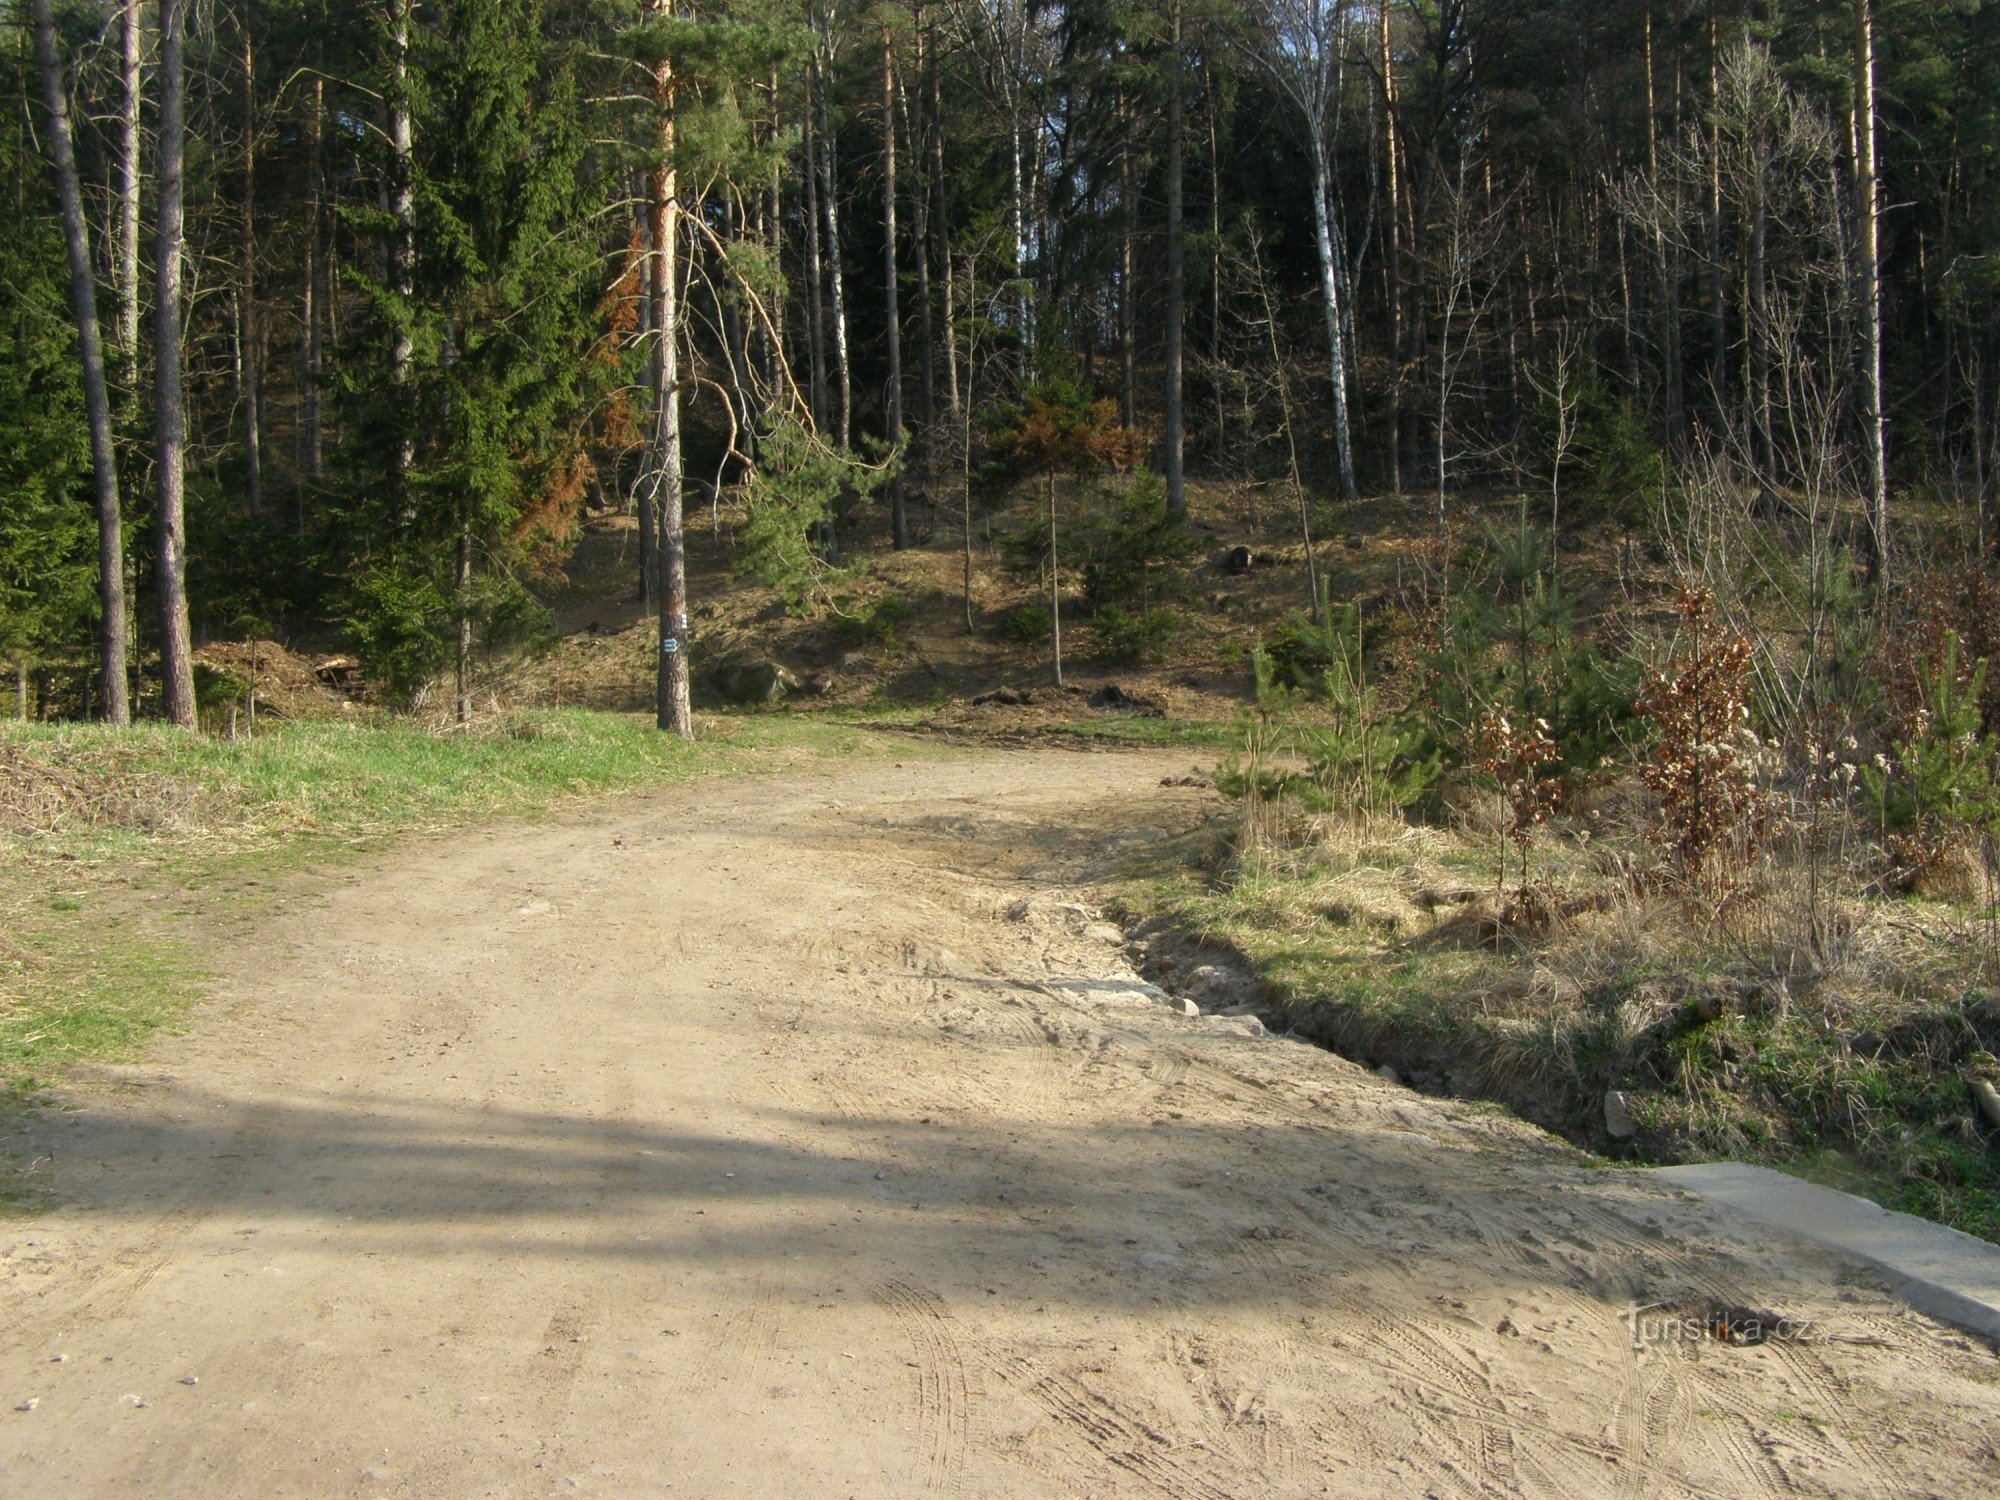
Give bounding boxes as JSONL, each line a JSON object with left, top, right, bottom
{"left": 1249, "top": 0, "right": 1359, "bottom": 501}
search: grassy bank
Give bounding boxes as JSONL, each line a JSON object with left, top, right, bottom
{"left": 1132, "top": 806, "right": 2000, "bottom": 1245}
{"left": 0, "top": 709, "right": 907, "bottom": 1101}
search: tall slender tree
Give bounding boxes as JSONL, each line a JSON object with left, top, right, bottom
{"left": 154, "top": 0, "right": 197, "bottom": 727}
{"left": 29, "top": 0, "right": 129, "bottom": 723}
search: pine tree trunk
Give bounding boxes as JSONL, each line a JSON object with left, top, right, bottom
{"left": 240, "top": 22, "right": 263, "bottom": 517}
{"left": 1208, "top": 78, "right": 1225, "bottom": 460}
{"left": 115, "top": 0, "right": 143, "bottom": 673}
{"left": 881, "top": 19, "right": 908, "bottom": 549}
{"left": 802, "top": 114, "right": 828, "bottom": 431}
{"left": 1380, "top": 0, "right": 1403, "bottom": 495}
{"left": 1707, "top": 18, "right": 1728, "bottom": 422}
{"left": 1119, "top": 92, "right": 1136, "bottom": 431}
{"left": 455, "top": 523, "right": 472, "bottom": 725}
{"left": 651, "top": 36, "right": 691, "bottom": 738}
{"left": 637, "top": 203, "right": 659, "bottom": 603}
{"left": 390, "top": 0, "right": 415, "bottom": 492}
{"left": 302, "top": 76, "right": 324, "bottom": 487}
{"left": 31, "top": 0, "right": 129, "bottom": 724}
{"left": 763, "top": 80, "right": 784, "bottom": 399}
{"left": 1163, "top": 3, "right": 1187, "bottom": 519}
{"left": 911, "top": 14, "right": 936, "bottom": 441}
{"left": 930, "top": 38, "right": 958, "bottom": 419}
{"left": 155, "top": 0, "right": 196, "bottom": 727}
{"left": 1047, "top": 473, "right": 1062, "bottom": 687}
{"left": 1855, "top": 0, "right": 1890, "bottom": 590}
{"left": 116, "top": 0, "right": 142, "bottom": 383}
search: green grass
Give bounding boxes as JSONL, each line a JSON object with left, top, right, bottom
{"left": 1049, "top": 713, "right": 1241, "bottom": 749}
{"left": 0, "top": 709, "right": 911, "bottom": 1100}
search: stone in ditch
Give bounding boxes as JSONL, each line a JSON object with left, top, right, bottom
{"left": 1604, "top": 1090, "right": 1637, "bottom": 1140}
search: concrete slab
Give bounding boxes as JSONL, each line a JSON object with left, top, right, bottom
{"left": 1653, "top": 1162, "right": 2000, "bottom": 1344}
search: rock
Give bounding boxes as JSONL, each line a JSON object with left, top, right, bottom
{"left": 1224, "top": 544, "right": 1255, "bottom": 574}
{"left": 1344, "top": 532, "right": 1365, "bottom": 551}
{"left": 1604, "top": 1090, "right": 1637, "bottom": 1140}
{"left": 1083, "top": 922, "right": 1125, "bottom": 946}
{"left": 1556, "top": 531, "right": 1584, "bottom": 554}
{"left": 1152, "top": 993, "right": 1201, "bottom": 1017}
{"left": 1207, "top": 1014, "right": 1266, "bottom": 1037}
{"left": 1374, "top": 1064, "right": 1401, "bottom": 1085}
{"left": 802, "top": 672, "right": 838, "bottom": 698}
{"left": 838, "top": 651, "right": 873, "bottom": 672}
{"left": 717, "top": 661, "right": 799, "bottom": 705}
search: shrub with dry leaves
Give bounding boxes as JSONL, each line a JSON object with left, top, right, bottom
{"left": 1637, "top": 584, "right": 1765, "bottom": 880}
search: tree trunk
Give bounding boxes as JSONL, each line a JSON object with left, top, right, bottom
{"left": 1163, "top": 3, "right": 1187, "bottom": 519}
{"left": 911, "top": 12, "right": 936, "bottom": 441}
{"left": 1645, "top": 6, "right": 1684, "bottom": 441}
{"left": 815, "top": 51, "right": 852, "bottom": 450}
{"left": 155, "top": 0, "right": 196, "bottom": 727}
{"left": 651, "top": 33, "right": 692, "bottom": 737}
{"left": 1119, "top": 90, "right": 1136, "bottom": 430}
{"left": 1855, "top": 0, "right": 1889, "bottom": 590}
{"left": 240, "top": 20, "right": 263, "bottom": 517}
{"left": 390, "top": 0, "right": 415, "bottom": 492}
{"left": 1047, "top": 473, "right": 1062, "bottom": 687}
{"left": 637, "top": 205, "right": 658, "bottom": 603}
{"left": 455, "top": 522, "right": 472, "bottom": 724}
{"left": 1380, "top": 0, "right": 1403, "bottom": 495}
{"left": 31, "top": 0, "right": 130, "bottom": 724}
{"left": 116, "top": 0, "right": 142, "bottom": 382}
{"left": 1707, "top": 17, "right": 1728, "bottom": 422}
{"left": 802, "top": 108, "right": 828, "bottom": 431}
{"left": 1008, "top": 86, "right": 1030, "bottom": 373}
{"left": 302, "top": 76, "right": 324, "bottom": 487}
{"left": 930, "top": 36, "right": 958, "bottom": 419}
{"left": 881, "top": 18, "right": 908, "bottom": 548}
{"left": 1310, "top": 140, "right": 1359, "bottom": 501}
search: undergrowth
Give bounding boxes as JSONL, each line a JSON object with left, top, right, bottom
{"left": 1156, "top": 497, "right": 2000, "bottom": 1245}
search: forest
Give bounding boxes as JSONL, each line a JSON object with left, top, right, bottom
{"left": 8, "top": 0, "right": 1996, "bottom": 723}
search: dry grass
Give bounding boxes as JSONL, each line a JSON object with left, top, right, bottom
{"left": 1146, "top": 780, "right": 2000, "bottom": 1242}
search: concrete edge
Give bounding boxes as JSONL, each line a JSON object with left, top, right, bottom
{"left": 1650, "top": 1162, "right": 2000, "bottom": 1346}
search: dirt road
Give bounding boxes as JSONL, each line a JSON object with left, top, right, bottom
{"left": 4, "top": 745, "right": 1998, "bottom": 1497}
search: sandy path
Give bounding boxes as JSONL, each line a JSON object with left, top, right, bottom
{"left": 3, "top": 745, "right": 1998, "bottom": 1498}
